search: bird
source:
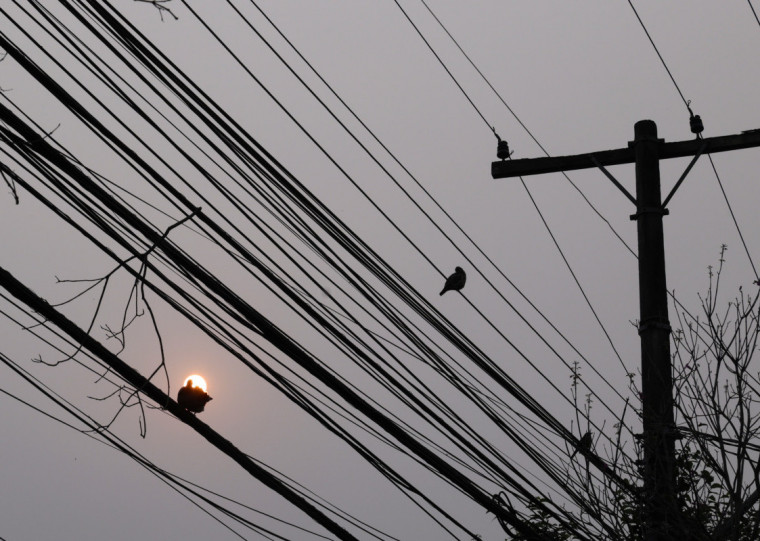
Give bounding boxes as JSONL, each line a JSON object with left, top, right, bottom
{"left": 571, "top": 431, "right": 592, "bottom": 458}
{"left": 440, "top": 266, "right": 466, "bottom": 295}
{"left": 177, "top": 379, "right": 213, "bottom": 413}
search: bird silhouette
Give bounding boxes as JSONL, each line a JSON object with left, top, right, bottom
{"left": 571, "top": 431, "right": 592, "bottom": 458}
{"left": 177, "top": 379, "right": 213, "bottom": 413}
{"left": 440, "top": 266, "right": 466, "bottom": 295}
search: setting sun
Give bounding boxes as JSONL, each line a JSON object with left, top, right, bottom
{"left": 183, "top": 375, "right": 207, "bottom": 393}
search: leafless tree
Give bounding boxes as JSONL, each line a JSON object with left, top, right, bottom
{"left": 494, "top": 246, "right": 760, "bottom": 539}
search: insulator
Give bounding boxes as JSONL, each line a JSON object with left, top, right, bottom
{"left": 690, "top": 114, "right": 704, "bottom": 135}
{"left": 497, "top": 139, "right": 511, "bottom": 160}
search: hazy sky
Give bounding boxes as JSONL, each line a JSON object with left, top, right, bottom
{"left": 2, "top": 2, "right": 760, "bottom": 540}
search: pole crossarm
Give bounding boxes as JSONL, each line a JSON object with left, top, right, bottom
{"left": 492, "top": 129, "right": 760, "bottom": 179}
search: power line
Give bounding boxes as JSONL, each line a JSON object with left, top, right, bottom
{"left": 707, "top": 154, "right": 759, "bottom": 278}
{"left": 626, "top": 0, "right": 690, "bottom": 109}
{"left": 417, "top": 0, "right": 637, "bottom": 256}
{"left": 392, "top": 0, "right": 493, "bottom": 134}
{"left": 0, "top": 88, "right": 504, "bottom": 536}
{"left": 110, "top": 0, "right": 628, "bottom": 486}
{"left": 0, "top": 2, "right": 640, "bottom": 536}
{"left": 0, "top": 352, "right": 335, "bottom": 541}
{"left": 1, "top": 144, "right": 476, "bottom": 538}
{"left": 221, "top": 0, "right": 608, "bottom": 413}
{"left": 410, "top": 0, "right": 633, "bottom": 379}
{"left": 624, "top": 1, "right": 758, "bottom": 280}
{"left": 749, "top": 0, "right": 760, "bottom": 28}
{"left": 246, "top": 0, "right": 632, "bottom": 421}
{"left": 157, "top": 0, "right": 620, "bottom": 470}
{"left": 0, "top": 262, "right": 364, "bottom": 541}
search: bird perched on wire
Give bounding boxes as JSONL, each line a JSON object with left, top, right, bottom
{"left": 440, "top": 266, "right": 466, "bottom": 295}
{"left": 571, "top": 431, "right": 593, "bottom": 458}
{"left": 177, "top": 379, "right": 213, "bottom": 413}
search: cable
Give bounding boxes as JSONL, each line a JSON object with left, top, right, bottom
{"left": 626, "top": 0, "right": 690, "bottom": 109}
{"left": 518, "top": 176, "right": 631, "bottom": 376}
{"left": 1, "top": 2, "right": 640, "bottom": 536}
{"left": 242, "top": 0, "right": 632, "bottom": 421}
{"left": 126, "top": 0, "right": 624, "bottom": 480}
{"left": 624, "top": 1, "right": 758, "bottom": 280}
{"left": 395, "top": 0, "right": 636, "bottom": 418}
{"left": 417, "top": 0, "right": 637, "bottom": 261}
{"left": 392, "top": 0, "right": 493, "bottom": 134}
{"left": 0, "top": 352, "right": 336, "bottom": 541}
{"left": 415, "top": 0, "right": 631, "bottom": 374}
{"left": 1, "top": 147, "right": 476, "bottom": 538}
{"left": 749, "top": 0, "right": 760, "bottom": 28}
{"left": 0, "top": 92, "right": 488, "bottom": 539}
{"left": 93, "top": 0, "right": 628, "bottom": 476}
{"left": 707, "top": 154, "right": 759, "bottom": 279}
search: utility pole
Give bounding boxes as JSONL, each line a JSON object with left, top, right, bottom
{"left": 492, "top": 120, "right": 760, "bottom": 540}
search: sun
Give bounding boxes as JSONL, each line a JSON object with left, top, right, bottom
{"left": 183, "top": 374, "right": 207, "bottom": 393}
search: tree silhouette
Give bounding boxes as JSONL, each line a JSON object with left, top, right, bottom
{"left": 494, "top": 248, "right": 760, "bottom": 539}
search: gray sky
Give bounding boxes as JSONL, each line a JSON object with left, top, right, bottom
{"left": 2, "top": 2, "right": 760, "bottom": 540}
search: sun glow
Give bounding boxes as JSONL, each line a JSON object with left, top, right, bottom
{"left": 183, "top": 375, "right": 208, "bottom": 393}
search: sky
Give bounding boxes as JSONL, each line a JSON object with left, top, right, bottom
{"left": 1, "top": 1, "right": 760, "bottom": 540}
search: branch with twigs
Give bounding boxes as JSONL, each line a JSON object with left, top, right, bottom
{"left": 1, "top": 168, "right": 19, "bottom": 204}
{"left": 133, "top": 0, "right": 178, "bottom": 21}
{"left": 35, "top": 208, "right": 200, "bottom": 437}
{"left": 670, "top": 246, "right": 760, "bottom": 539}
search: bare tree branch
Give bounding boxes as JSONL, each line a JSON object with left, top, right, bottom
{"left": 133, "top": 0, "right": 178, "bottom": 21}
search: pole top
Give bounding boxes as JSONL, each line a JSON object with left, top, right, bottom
{"left": 635, "top": 119, "right": 658, "bottom": 139}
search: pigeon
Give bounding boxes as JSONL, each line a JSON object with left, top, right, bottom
{"left": 177, "top": 379, "right": 213, "bottom": 413}
{"left": 440, "top": 266, "right": 466, "bottom": 295}
{"left": 571, "top": 431, "right": 592, "bottom": 458}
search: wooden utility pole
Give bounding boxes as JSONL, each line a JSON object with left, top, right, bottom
{"left": 492, "top": 120, "right": 760, "bottom": 540}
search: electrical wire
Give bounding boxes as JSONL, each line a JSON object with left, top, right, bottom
{"left": 416, "top": 0, "right": 636, "bottom": 257}
{"left": 90, "top": 0, "right": 624, "bottom": 468}
{"left": 392, "top": 0, "right": 634, "bottom": 449}
{"left": 0, "top": 90, "right": 487, "bottom": 539}
{"left": 750, "top": 0, "right": 760, "bottom": 27}
{"left": 168, "top": 0, "right": 624, "bottom": 492}
{"left": 392, "top": 0, "right": 492, "bottom": 133}
{"left": 175, "top": 0, "right": 594, "bottom": 439}
{"left": 0, "top": 351, "right": 348, "bottom": 541}
{"left": 626, "top": 0, "right": 690, "bottom": 108}
{"left": 241, "top": 0, "right": 632, "bottom": 429}
{"left": 413, "top": 0, "right": 633, "bottom": 378}
{"left": 415, "top": 0, "right": 717, "bottom": 361}
{"left": 625, "top": 1, "right": 758, "bottom": 281}
{"left": 707, "top": 154, "right": 759, "bottom": 279}
{"left": 0, "top": 3, "right": 643, "bottom": 537}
